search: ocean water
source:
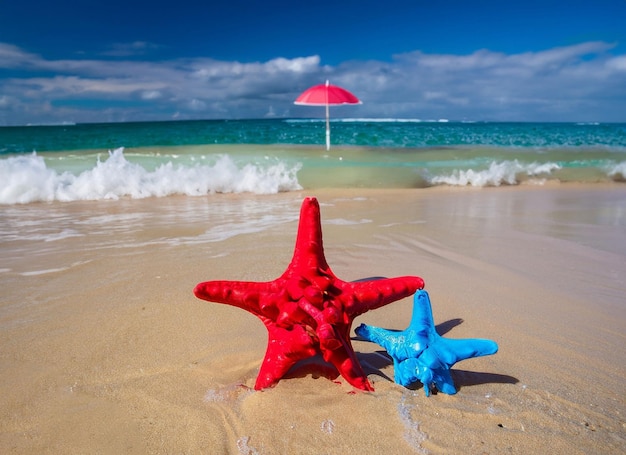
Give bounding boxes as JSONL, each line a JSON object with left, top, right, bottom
{"left": 1, "top": 119, "right": 625, "bottom": 204}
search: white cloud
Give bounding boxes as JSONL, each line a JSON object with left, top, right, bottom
{"left": 606, "top": 55, "right": 626, "bottom": 71}
{"left": 188, "top": 98, "right": 207, "bottom": 111}
{"left": 141, "top": 90, "right": 162, "bottom": 100}
{"left": 0, "top": 43, "right": 45, "bottom": 68}
{"left": 0, "top": 41, "right": 624, "bottom": 125}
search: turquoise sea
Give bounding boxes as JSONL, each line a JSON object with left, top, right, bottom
{"left": 1, "top": 119, "right": 625, "bottom": 204}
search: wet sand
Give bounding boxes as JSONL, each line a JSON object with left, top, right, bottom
{"left": 1, "top": 185, "right": 625, "bottom": 454}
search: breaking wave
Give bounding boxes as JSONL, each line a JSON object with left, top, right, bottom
{"left": 0, "top": 148, "right": 302, "bottom": 204}
{"left": 430, "top": 160, "right": 562, "bottom": 187}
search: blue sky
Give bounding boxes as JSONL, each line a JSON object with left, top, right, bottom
{"left": 1, "top": 0, "right": 625, "bottom": 125}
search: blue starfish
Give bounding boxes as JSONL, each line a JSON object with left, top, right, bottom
{"left": 355, "top": 290, "right": 498, "bottom": 396}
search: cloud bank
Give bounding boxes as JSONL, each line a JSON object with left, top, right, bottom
{"left": 0, "top": 41, "right": 625, "bottom": 125}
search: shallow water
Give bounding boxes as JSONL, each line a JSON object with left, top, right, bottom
{"left": 1, "top": 120, "right": 625, "bottom": 204}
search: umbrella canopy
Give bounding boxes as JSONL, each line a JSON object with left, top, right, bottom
{"left": 294, "top": 80, "right": 361, "bottom": 150}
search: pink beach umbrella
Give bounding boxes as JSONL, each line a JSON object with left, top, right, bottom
{"left": 294, "top": 80, "right": 362, "bottom": 150}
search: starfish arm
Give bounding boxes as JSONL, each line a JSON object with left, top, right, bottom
{"left": 354, "top": 324, "right": 397, "bottom": 350}
{"left": 415, "top": 362, "right": 436, "bottom": 396}
{"left": 395, "top": 357, "right": 449, "bottom": 396}
{"left": 355, "top": 324, "right": 426, "bottom": 361}
{"left": 194, "top": 280, "right": 281, "bottom": 315}
{"left": 288, "top": 197, "right": 330, "bottom": 273}
{"left": 408, "top": 289, "right": 438, "bottom": 335}
{"left": 322, "top": 331, "right": 374, "bottom": 391}
{"left": 254, "top": 324, "right": 317, "bottom": 390}
{"left": 394, "top": 358, "right": 422, "bottom": 388}
{"left": 433, "top": 337, "right": 499, "bottom": 367}
{"left": 431, "top": 367, "right": 458, "bottom": 395}
{"left": 341, "top": 276, "right": 425, "bottom": 316}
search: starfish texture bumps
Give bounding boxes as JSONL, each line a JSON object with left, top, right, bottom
{"left": 355, "top": 289, "right": 498, "bottom": 396}
{"left": 194, "top": 197, "right": 424, "bottom": 391}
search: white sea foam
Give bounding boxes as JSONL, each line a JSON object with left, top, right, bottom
{"left": 430, "top": 160, "right": 561, "bottom": 187}
{"left": 236, "top": 436, "right": 259, "bottom": 455}
{"left": 0, "top": 148, "right": 302, "bottom": 204}
{"left": 173, "top": 213, "right": 299, "bottom": 245}
{"left": 397, "top": 393, "right": 429, "bottom": 454}
{"left": 203, "top": 383, "right": 252, "bottom": 403}
{"left": 20, "top": 260, "right": 92, "bottom": 276}
{"left": 320, "top": 419, "right": 335, "bottom": 434}
{"left": 608, "top": 161, "right": 626, "bottom": 181}
{"left": 333, "top": 118, "right": 427, "bottom": 123}
{"left": 325, "top": 218, "right": 372, "bottom": 226}
{"left": 288, "top": 118, "right": 454, "bottom": 124}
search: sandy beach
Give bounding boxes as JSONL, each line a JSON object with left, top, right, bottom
{"left": 1, "top": 184, "right": 625, "bottom": 454}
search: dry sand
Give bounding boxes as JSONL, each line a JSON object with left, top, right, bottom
{"left": 1, "top": 185, "right": 625, "bottom": 454}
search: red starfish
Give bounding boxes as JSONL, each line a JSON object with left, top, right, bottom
{"left": 194, "top": 197, "right": 425, "bottom": 391}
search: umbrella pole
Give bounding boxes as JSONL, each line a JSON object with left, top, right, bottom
{"left": 325, "top": 103, "right": 330, "bottom": 151}
{"left": 325, "top": 80, "right": 330, "bottom": 151}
